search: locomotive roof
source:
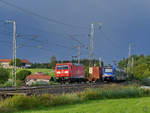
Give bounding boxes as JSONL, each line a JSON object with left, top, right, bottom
{"left": 56, "top": 63, "right": 83, "bottom": 66}
{"left": 72, "top": 63, "right": 83, "bottom": 66}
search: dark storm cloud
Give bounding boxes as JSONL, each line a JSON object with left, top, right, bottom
{"left": 0, "top": 0, "right": 150, "bottom": 63}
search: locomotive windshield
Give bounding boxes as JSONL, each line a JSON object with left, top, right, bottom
{"left": 57, "top": 65, "right": 68, "bottom": 70}
{"left": 104, "top": 68, "right": 113, "bottom": 73}
{"left": 63, "top": 65, "right": 68, "bottom": 69}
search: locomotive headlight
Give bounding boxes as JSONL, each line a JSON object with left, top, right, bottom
{"left": 57, "top": 71, "right": 61, "bottom": 74}
{"left": 64, "top": 71, "right": 68, "bottom": 73}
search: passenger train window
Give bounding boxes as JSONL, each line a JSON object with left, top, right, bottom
{"left": 104, "top": 68, "right": 113, "bottom": 72}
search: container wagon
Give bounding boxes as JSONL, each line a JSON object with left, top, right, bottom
{"left": 55, "top": 63, "right": 86, "bottom": 83}
{"left": 88, "top": 66, "right": 102, "bottom": 82}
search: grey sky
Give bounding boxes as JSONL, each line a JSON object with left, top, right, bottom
{"left": 0, "top": 0, "right": 150, "bottom": 64}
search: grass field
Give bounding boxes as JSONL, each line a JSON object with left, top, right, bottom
{"left": 15, "top": 97, "right": 150, "bottom": 113}
{"left": 24, "top": 68, "right": 55, "bottom": 76}
{"left": 9, "top": 68, "right": 55, "bottom": 77}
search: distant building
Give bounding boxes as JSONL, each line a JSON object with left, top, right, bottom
{"left": 0, "top": 59, "right": 31, "bottom": 68}
{"left": 26, "top": 72, "right": 52, "bottom": 86}
{"left": 21, "top": 59, "right": 32, "bottom": 68}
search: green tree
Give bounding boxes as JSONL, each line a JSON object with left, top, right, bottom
{"left": 133, "top": 64, "right": 149, "bottom": 80}
{"left": 9, "top": 58, "right": 22, "bottom": 67}
{"left": 0, "top": 68, "right": 9, "bottom": 84}
{"left": 16, "top": 70, "right": 31, "bottom": 81}
{"left": 118, "top": 58, "right": 128, "bottom": 69}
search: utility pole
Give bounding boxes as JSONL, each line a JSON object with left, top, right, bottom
{"left": 5, "top": 20, "right": 16, "bottom": 86}
{"left": 78, "top": 46, "right": 80, "bottom": 64}
{"left": 99, "top": 57, "right": 102, "bottom": 67}
{"left": 112, "top": 60, "right": 117, "bottom": 66}
{"left": 89, "top": 23, "right": 102, "bottom": 67}
{"left": 128, "top": 43, "right": 131, "bottom": 59}
{"left": 72, "top": 45, "right": 80, "bottom": 64}
{"left": 69, "top": 35, "right": 88, "bottom": 64}
{"left": 131, "top": 57, "right": 134, "bottom": 74}
{"left": 89, "top": 24, "right": 94, "bottom": 67}
{"left": 127, "top": 43, "right": 132, "bottom": 78}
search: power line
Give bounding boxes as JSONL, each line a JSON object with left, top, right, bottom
{"left": 0, "top": 40, "right": 12, "bottom": 47}
{"left": 68, "top": 34, "right": 88, "bottom": 49}
{"left": 0, "top": 0, "right": 90, "bottom": 30}
{"left": 99, "top": 29, "right": 122, "bottom": 49}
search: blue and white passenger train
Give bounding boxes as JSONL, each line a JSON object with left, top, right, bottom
{"left": 102, "top": 65, "right": 127, "bottom": 82}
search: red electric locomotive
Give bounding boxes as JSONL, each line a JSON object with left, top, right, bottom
{"left": 55, "top": 63, "right": 86, "bottom": 83}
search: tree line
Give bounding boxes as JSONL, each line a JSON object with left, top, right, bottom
{"left": 118, "top": 54, "right": 150, "bottom": 80}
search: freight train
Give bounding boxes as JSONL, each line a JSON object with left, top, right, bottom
{"left": 102, "top": 65, "right": 127, "bottom": 82}
{"left": 55, "top": 63, "right": 86, "bottom": 83}
{"left": 55, "top": 63, "right": 127, "bottom": 83}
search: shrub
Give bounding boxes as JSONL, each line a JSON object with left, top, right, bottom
{"left": 36, "top": 94, "right": 51, "bottom": 107}
{"left": 16, "top": 80, "right": 23, "bottom": 87}
{"left": 0, "top": 81, "right": 13, "bottom": 87}
{"left": 0, "top": 95, "right": 37, "bottom": 112}
{"left": 0, "top": 68, "right": 9, "bottom": 84}
{"left": 77, "top": 86, "right": 150, "bottom": 100}
{"left": 16, "top": 70, "right": 31, "bottom": 81}
{"left": 50, "top": 94, "right": 81, "bottom": 106}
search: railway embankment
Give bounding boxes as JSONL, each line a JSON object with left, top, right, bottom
{"left": 0, "top": 82, "right": 127, "bottom": 100}
{"left": 0, "top": 83, "right": 150, "bottom": 113}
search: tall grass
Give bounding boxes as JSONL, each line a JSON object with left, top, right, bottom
{"left": 0, "top": 85, "right": 150, "bottom": 113}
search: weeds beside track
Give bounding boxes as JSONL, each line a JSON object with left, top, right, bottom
{"left": 0, "top": 82, "right": 127, "bottom": 99}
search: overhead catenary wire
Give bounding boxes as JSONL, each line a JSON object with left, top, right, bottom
{"left": 0, "top": 0, "right": 90, "bottom": 30}
{"left": 0, "top": 0, "right": 91, "bottom": 59}
{"left": 99, "top": 29, "right": 122, "bottom": 49}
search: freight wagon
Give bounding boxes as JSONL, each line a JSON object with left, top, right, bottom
{"left": 55, "top": 63, "right": 86, "bottom": 83}
{"left": 88, "top": 66, "right": 102, "bottom": 82}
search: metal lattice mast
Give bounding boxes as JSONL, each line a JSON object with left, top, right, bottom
{"left": 127, "top": 43, "right": 131, "bottom": 77}
{"left": 89, "top": 24, "right": 94, "bottom": 67}
{"left": 13, "top": 21, "right": 17, "bottom": 87}
{"left": 99, "top": 57, "right": 102, "bottom": 67}
{"left": 5, "top": 20, "right": 17, "bottom": 86}
{"left": 78, "top": 46, "right": 80, "bottom": 64}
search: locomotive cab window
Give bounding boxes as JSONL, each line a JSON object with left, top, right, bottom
{"left": 63, "top": 65, "right": 68, "bottom": 69}
{"left": 57, "top": 65, "right": 68, "bottom": 70}
{"left": 57, "top": 66, "right": 63, "bottom": 70}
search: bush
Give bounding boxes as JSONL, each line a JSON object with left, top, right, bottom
{"left": 77, "top": 86, "right": 150, "bottom": 100}
{"left": 0, "top": 95, "right": 37, "bottom": 111}
{"left": 0, "top": 81, "right": 13, "bottom": 87}
{"left": 16, "top": 80, "right": 23, "bottom": 87}
{"left": 0, "top": 68, "right": 9, "bottom": 84}
{"left": 16, "top": 70, "right": 31, "bottom": 81}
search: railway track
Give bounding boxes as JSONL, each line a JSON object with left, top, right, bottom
{"left": 0, "top": 82, "right": 126, "bottom": 100}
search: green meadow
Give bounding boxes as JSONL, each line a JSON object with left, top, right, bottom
{"left": 16, "top": 97, "right": 150, "bottom": 113}
{"left": 8, "top": 68, "right": 55, "bottom": 77}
